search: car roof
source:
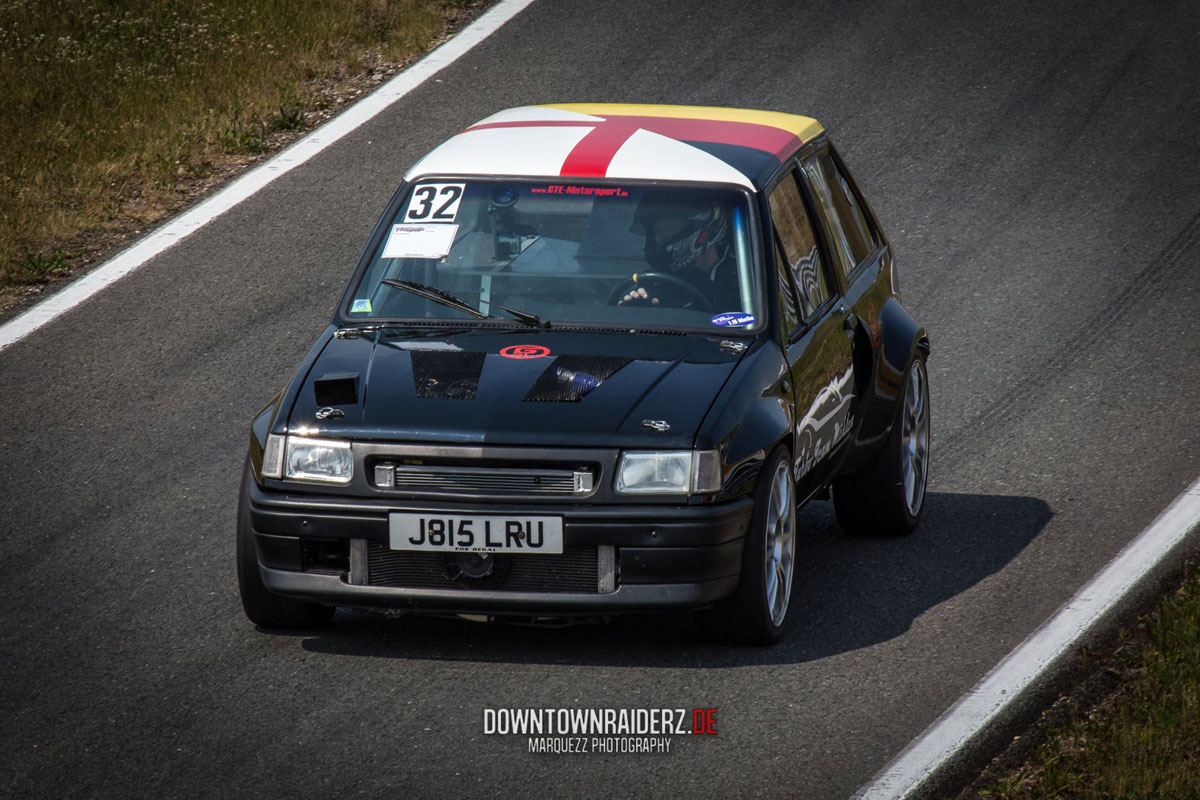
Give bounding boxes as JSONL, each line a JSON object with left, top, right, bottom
{"left": 403, "top": 104, "right": 825, "bottom": 190}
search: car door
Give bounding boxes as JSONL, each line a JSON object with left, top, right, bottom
{"left": 800, "top": 144, "right": 899, "bottom": 434}
{"left": 767, "top": 165, "right": 855, "bottom": 494}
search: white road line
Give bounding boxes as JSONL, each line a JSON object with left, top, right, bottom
{"left": 0, "top": 0, "right": 537, "bottom": 355}
{"left": 854, "top": 473, "right": 1200, "bottom": 800}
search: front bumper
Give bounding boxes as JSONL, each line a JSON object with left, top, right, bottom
{"left": 246, "top": 473, "right": 752, "bottom": 615}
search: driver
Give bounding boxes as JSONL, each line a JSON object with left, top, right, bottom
{"left": 617, "top": 190, "right": 739, "bottom": 309}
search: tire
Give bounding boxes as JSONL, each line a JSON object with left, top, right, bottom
{"left": 237, "top": 458, "right": 335, "bottom": 629}
{"left": 695, "top": 445, "right": 796, "bottom": 645}
{"left": 833, "top": 354, "right": 930, "bottom": 536}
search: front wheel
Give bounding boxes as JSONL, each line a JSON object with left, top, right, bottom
{"left": 237, "top": 458, "right": 335, "bottom": 630}
{"left": 833, "top": 354, "right": 930, "bottom": 535}
{"left": 695, "top": 445, "right": 796, "bottom": 645}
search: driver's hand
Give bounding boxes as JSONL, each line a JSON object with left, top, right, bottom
{"left": 618, "top": 287, "right": 660, "bottom": 306}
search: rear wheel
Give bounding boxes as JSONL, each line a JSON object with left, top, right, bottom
{"left": 237, "top": 458, "right": 335, "bottom": 629}
{"left": 833, "top": 354, "right": 930, "bottom": 535}
{"left": 695, "top": 445, "right": 795, "bottom": 645}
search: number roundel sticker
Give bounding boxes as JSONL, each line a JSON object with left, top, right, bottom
{"left": 404, "top": 183, "right": 466, "bottom": 222}
{"left": 499, "top": 344, "right": 551, "bottom": 359}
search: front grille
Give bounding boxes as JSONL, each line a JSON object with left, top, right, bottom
{"left": 375, "top": 463, "right": 594, "bottom": 496}
{"left": 366, "top": 541, "right": 602, "bottom": 593}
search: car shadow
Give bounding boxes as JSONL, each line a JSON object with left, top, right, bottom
{"left": 299, "top": 491, "right": 1051, "bottom": 667}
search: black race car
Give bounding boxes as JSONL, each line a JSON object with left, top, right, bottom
{"left": 238, "top": 103, "right": 930, "bottom": 644}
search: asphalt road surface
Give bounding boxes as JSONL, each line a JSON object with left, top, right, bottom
{"left": 3, "top": 1, "right": 1199, "bottom": 797}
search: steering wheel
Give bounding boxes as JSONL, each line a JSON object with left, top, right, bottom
{"left": 607, "top": 272, "right": 713, "bottom": 311}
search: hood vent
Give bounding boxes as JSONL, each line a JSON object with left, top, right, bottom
{"left": 314, "top": 372, "right": 359, "bottom": 406}
{"left": 411, "top": 351, "right": 486, "bottom": 400}
{"left": 524, "top": 355, "right": 632, "bottom": 403}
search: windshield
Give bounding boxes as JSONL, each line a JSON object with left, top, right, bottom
{"left": 346, "top": 179, "right": 762, "bottom": 331}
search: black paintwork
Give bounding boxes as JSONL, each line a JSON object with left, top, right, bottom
{"left": 245, "top": 130, "right": 927, "bottom": 615}
{"left": 684, "top": 140, "right": 785, "bottom": 188}
{"left": 287, "top": 328, "right": 747, "bottom": 450}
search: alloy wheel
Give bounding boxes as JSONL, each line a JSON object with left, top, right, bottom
{"left": 901, "top": 360, "right": 930, "bottom": 516}
{"left": 762, "top": 459, "right": 796, "bottom": 626}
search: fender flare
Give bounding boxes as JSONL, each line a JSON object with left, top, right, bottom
{"left": 698, "top": 343, "right": 793, "bottom": 501}
{"left": 848, "top": 298, "right": 928, "bottom": 463}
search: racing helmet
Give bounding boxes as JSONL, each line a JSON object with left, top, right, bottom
{"left": 632, "top": 189, "right": 729, "bottom": 273}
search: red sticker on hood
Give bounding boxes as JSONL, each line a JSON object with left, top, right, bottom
{"left": 499, "top": 344, "right": 551, "bottom": 359}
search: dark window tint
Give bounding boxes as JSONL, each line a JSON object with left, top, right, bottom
{"left": 768, "top": 171, "right": 829, "bottom": 318}
{"left": 350, "top": 180, "right": 760, "bottom": 330}
{"left": 804, "top": 152, "right": 877, "bottom": 277}
{"left": 802, "top": 158, "right": 850, "bottom": 277}
{"left": 774, "top": 243, "right": 800, "bottom": 334}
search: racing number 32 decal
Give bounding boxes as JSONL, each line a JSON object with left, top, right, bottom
{"left": 404, "top": 183, "right": 465, "bottom": 222}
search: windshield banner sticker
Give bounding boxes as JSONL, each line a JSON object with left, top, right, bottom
{"left": 404, "top": 183, "right": 466, "bottom": 222}
{"left": 529, "top": 185, "right": 629, "bottom": 198}
{"left": 710, "top": 312, "right": 756, "bottom": 328}
{"left": 382, "top": 223, "right": 459, "bottom": 260}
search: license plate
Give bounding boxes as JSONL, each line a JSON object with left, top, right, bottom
{"left": 389, "top": 513, "right": 563, "bottom": 554}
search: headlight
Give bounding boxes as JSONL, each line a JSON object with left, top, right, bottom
{"left": 284, "top": 436, "right": 353, "bottom": 484}
{"left": 615, "top": 450, "right": 722, "bottom": 495}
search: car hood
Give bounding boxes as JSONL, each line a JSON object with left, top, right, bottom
{"left": 286, "top": 328, "right": 751, "bottom": 448}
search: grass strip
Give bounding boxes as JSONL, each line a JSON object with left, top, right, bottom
{"left": 970, "top": 565, "right": 1200, "bottom": 799}
{"left": 0, "top": 0, "right": 484, "bottom": 312}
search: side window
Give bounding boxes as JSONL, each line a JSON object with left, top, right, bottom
{"left": 802, "top": 158, "right": 853, "bottom": 278}
{"left": 768, "top": 170, "right": 830, "bottom": 319}
{"left": 804, "top": 152, "right": 877, "bottom": 279}
{"left": 774, "top": 243, "right": 800, "bottom": 335}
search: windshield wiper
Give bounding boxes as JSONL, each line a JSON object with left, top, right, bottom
{"left": 381, "top": 278, "right": 548, "bottom": 328}
{"left": 334, "top": 322, "right": 473, "bottom": 338}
